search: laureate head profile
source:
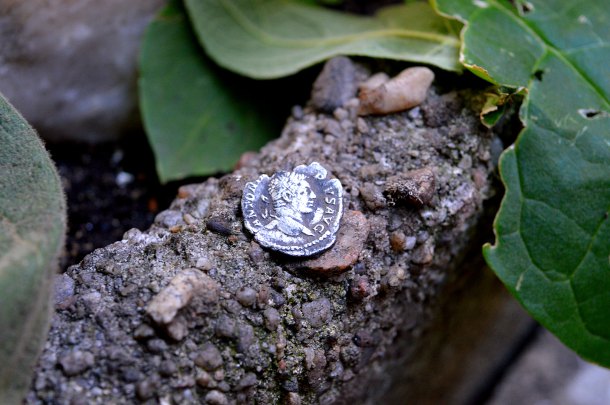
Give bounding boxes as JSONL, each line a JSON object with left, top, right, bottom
{"left": 266, "top": 171, "right": 316, "bottom": 236}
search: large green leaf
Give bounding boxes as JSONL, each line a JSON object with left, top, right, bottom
{"left": 184, "top": 0, "right": 461, "bottom": 79}
{"left": 139, "top": 1, "right": 281, "bottom": 182}
{"left": 435, "top": 0, "right": 610, "bottom": 365}
{"left": 0, "top": 94, "right": 66, "bottom": 402}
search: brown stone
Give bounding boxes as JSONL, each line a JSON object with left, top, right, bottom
{"left": 385, "top": 167, "right": 436, "bottom": 207}
{"left": 297, "top": 211, "right": 369, "bottom": 275}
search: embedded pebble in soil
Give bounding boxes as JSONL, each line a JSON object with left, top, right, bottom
{"left": 29, "top": 59, "right": 507, "bottom": 405}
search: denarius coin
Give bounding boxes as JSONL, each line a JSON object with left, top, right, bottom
{"left": 241, "top": 162, "right": 343, "bottom": 256}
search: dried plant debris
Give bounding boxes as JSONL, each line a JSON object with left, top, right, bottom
{"left": 28, "top": 64, "right": 501, "bottom": 404}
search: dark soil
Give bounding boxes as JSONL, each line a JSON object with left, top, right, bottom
{"left": 47, "top": 134, "right": 201, "bottom": 270}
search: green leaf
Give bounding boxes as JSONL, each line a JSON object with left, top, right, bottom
{"left": 435, "top": 0, "right": 610, "bottom": 366}
{"left": 0, "top": 94, "right": 66, "bottom": 402}
{"left": 139, "top": 1, "right": 281, "bottom": 182}
{"left": 184, "top": 0, "right": 462, "bottom": 79}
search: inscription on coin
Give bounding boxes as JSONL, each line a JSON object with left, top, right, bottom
{"left": 241, "top": 162, "right": 343, "bottom": 257}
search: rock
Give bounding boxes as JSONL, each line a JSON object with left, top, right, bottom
{"left": 359, "top": 184, "right": 386, "bottom": 211}
{"left": 311, "top": 57, "right": 361, "bottom": 113}
{"left": 54, "top": 273, "right": 75, "bottom": 309}
{"left": 194, "top": 344, "right": 223, "bottom": 371}
{"left": 28, "top": 77, "right": 527, "bottom": 405}
{"left": 236, "top": 287, "right": 257, "bottom": 307}
{"left": 385, "top": 167, "right": 436, "bottom": 207}
{"left": 297, "top": 211, "right": 369, "bottom": 275}
{"left": 0, "top": 0, "right": 164, "bottom": 142}
{"left": 235, "top": 372, "right": 258, "bottom": 391}
{"left": 358, "top": 67, "right": 435, "bottom": 115}
{"left": 302, "top": 298, "right": 332, "bottom": 328}
{"left": 204, "top": 390, "right": 228, "bottom": 405}
{"left": 206, "top": 216, "right": 234, "bottom": 236}
{"left": 263, "top": 307, "right": 281, "bottom": 331}
{"left": 59, "top": 350, "right": 94, "bottom": 376}
{"left": 146, "top": 268, "right": 219, "bottom": 325}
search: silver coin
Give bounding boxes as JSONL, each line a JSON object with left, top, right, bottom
{"left": 242, "top": 162, "right": 343, "bottom": 257}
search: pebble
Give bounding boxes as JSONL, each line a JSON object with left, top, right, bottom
{"left": 196, "top": 370, "right": 214, "bottom": 387}
{"left": 302, "top": 298, "right": 332, "bottom": 328}
{"left": 389, "top": 230, "right": 407, "bottom": 252}
{"left": 311, "top": 56, "right": 358, "bottom": 113}
{"left": 358, "top": 67, "right": 435, "bottom": 115}
{"left": 206, "top": 216, "right": 233, "bottom": 236}
{"left": 235, "top": 372, "right": 258, "bottom": 390}
{"left": 166, "top": 316, "right": 188, "bottom": 341}
{"left": 359, "top": 184, "right": 386, "bottom": 211}
{"left": 59, "top": 350, "right": 94, "bottom": 376}
{"left": 236, "top": 287, "right": 257, "bottom": 307}
{"left": 146, "top": 268, "right": 219, "bottom": 325}
{"left": 159, "top": 360, "right": 178, "bottom": 377}
{"left": 133, "top": 324, "right": 155, "bottom": 340}
{"left": 263, "top": 307, "right": 281, "bottom": 331}
{"left": 385, "top": 167, "right": 436, "bottom": 207}
{"left": 349, "top": 276, "right": 372, "bottom": 301}
{"left": 298, "top": 211, "right": 370, "bottom": 275}
{"left": 136, "top": 378, "right": 158, "bottom": 400}
{"left": 286, "top": 392, "right": 302, "bottom": 405}
{"left": 248, "top": 241, "right": 266, "bottom": 263}
{"left": 54, "top": 273, "right": 75, "bottom": 308}
{"left": 146, "top": 338, "right": 168, "bottom": 354}
{"left": 215, "top": 315, "right": 236, "bottom": 338}
{"left": 194, "top": 343, "right": 223, "bottom": 370}
{"left": 204, "top": 390, "right": 228, "bottom": 405}
{"left": 154, "top": 209, "right": 184, "bottom": 228}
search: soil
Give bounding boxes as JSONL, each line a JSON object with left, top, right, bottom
{"left": 47, "top": 135, "right": 202, "bottom": 271}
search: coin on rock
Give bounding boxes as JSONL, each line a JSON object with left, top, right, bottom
{"left": 241, "top": 162, "right": 343, "bottom": 257}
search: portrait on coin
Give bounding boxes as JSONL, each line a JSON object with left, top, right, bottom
{"left": 265, "top": 171, "right": 317, "bottom": 237}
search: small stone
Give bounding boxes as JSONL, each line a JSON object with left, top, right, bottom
{"left": 146, "top": 338, "right": 168, "bottom": 354}
{"left": 286, "top": 392, "right": 302, "bottom": 405}
{"left": 248, "top": 241, "right": 267, "bottom": 263}
{"left": 297, "top": 211, "right": 369, "bottom": 275}
{"left": 358, "top": 67, "right": 434, "bottom": 115}
{"left": 263, "top": 307, "right": 281, "bottom": 331}
{"left": 215, "top": 315, "right": 236, "bottom": 338}
{"left": 54, "top": 273, "right": 75, "bottom": 308}
{"left": 204, "top": 390, "right": 228, "bottom": 405}
{"left": 122, "top": 367, "right": 141, "bottom": 383}
{"left": 302, "top": 298, "right": 332, "bottom": 328}
{"left": 389, "top": 230, "right": 407, "bottom": 252}
{"left": 349, "top": 276, "right": 372, "bottom": 301}
{"left": 146, "top": 268, "right": 219, "bottom": 325}
{"left": 412, "top": 239, "right": 435, "bottom": 264}
{"left": 59, "top": 350, "right": 94, "bottom": 376}
{"left": 311, "top": 56, "right": 358, "bottom": 113}
{"left": 405, "top": 236, "right": 417, "bottom": 250}
{"left": 154, "top": 209, "right": 184, "bottom": 228}
{"left": 136, "top": 378, "right": 158, "bottom": 400}
{"left": 196, "top": 370, "right": 214, "bottom": 387}
{"left": 133, "top": 324, "right": 155, "bottom": 340}
{"left": 166, "top": 316, "right": 188, "bottom": 341}
{"left": 159, "top": 360, "right": 178, "bottom": 377}
{"left": 236, "top": 287, "right": 257, "bottom": 307}
{"left": 235, "top": 372, "right": 258, "bottom": 390}
{"left": 359, "top": 184, "right": 386, "bottom": 211}
{"left": 194, "top": 343, "right": 223, "bottom": 370}
{"left": 385, "top": 167, "right": 436, "bottom": 207}
{"left": 206, "top": 216, "right": 233, "bottom": 236}
{"left": 237, "top": 323, "right": 256, "bottom": 353}
{"left": 195, "top": 256, "right": 213, "bottom": 271}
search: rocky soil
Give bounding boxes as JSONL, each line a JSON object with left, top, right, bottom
{"left": 28, "top": 66, "right": 517, "bottom": 404}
